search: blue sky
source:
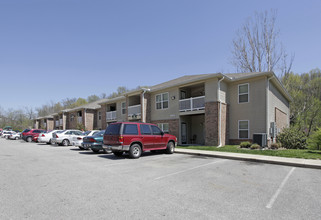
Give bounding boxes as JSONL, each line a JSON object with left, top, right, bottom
{"left": 0, "top": 0, "right": 320, "bottom": 110}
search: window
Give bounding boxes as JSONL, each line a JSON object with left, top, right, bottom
{"left": 238, "top": 83, "right": 249, "bottom": 103}
{"left": 70, "top": 115, "right": 74, "bottom": 122}
{"left": 123, "top": 124, "right": 138, "bottom": 135}
{"left": 105, "top": 123, "right": 121, "bottom": 135}
{"left": 238, "top": 120, "right": 249, "bottom": 139}
{"left": 121, "top": 102, "right": 126, "bottom": 115}
{"left": 98, "top": 111, "right": 101, "bottom": 120}
{"left": 156, "top": 92, "right": 169, "bottom": 109}
{"left": 158, "top": 123, "right": 169, "bottom": 133}
{"left": 151, "top": 125, "right": 162, "bottom": 135}
{"left": 140, "top": 124, "right": 152, "bottom": 135}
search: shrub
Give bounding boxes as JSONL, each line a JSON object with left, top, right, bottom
{"left": 250, "top": 144, "right": 260, "bottom": 149}
{"left": 240, "top": 141, "right": 251, "bottom": 148}
{"left": 277, "top": 127, "right": 307, "bottom": 149}
{"left": 76, "top": 123, "right": 86, "bottom": 132}
{"left": 270, "top": 142, "right": 282, "bottom": 149}
{"left": 307, "top": 128, "right": 321, "bottom": 150}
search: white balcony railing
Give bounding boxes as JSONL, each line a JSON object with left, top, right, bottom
{"left": 179, "top": 96, "right": 205, "bottom": 112}
{"left": 106, "top": 111, "right": 117, "bottom": 121}
{"left": 77, "top": 117, "right": 82, "bottom": 124}
{"left": 59, "top": 119, "right": 63, "bottom": 126}
{"left": 128, "top": 104, "right": 141, "bottom": 119}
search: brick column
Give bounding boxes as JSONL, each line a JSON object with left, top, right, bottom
{"left": 101, "top": 104, "right": 107, "bottom": 130}
{"left": 205, "top": 102, "right": 219, "bottom": 146}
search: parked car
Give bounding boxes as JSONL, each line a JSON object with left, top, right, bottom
{"left": 1, "top": 131, "right": 14, "bottom": 138}
{"left": 8, "top": 132, "right": 21, "bottom": 140}
{"left": 22, "top": 129, "right": 46, "bottom": 142}
{"left": 72, "top": 130, "right": 100, "bottom": 149}
{"left": 51, "top": 130, "right": 83, "bottom": 146}
{"left": 81, "top": 130, "right": 106, "bottom": 153}
{"left": 103, "top": 122, "right": 177, "bottom": 158}
{"left": 38, "top": 130, "right": 61, "bottom": 144}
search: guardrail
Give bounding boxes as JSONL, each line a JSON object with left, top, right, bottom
{"left": 179, "top": 96, "right": 205, "bottom": 112}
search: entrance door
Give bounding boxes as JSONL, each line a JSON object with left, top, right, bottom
{"left": 181, "top": 123, "right": 187, "bottom": 144}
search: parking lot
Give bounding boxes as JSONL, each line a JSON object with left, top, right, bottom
{"left": 0, "top": 138, "right": 320, "bottom": 220}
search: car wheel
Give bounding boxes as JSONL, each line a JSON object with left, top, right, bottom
{"left": 47, "top": 139, "right": 51, "bottom": 145}
{"left": 92, "top": 149, "right": 100, "bottom": 153}
{"left": 62, "top": 139, "right": 69, "bottom": 146}
{"left": 129, "top": 144, "right": 142, "bottom": 159}
{"left": 165, "top": 141, "right": 175, "bottom": 154}
{"left": 113, "top": 151, "right": 123, "bottom": 157}
{"left": 15, "top": 137, "right": 18, "bottom": 140}
{"left": 79, "top": 146, "right": 84, "bottom": 150}
{"left": 26, "top": 137, "right": 32, "bottom": 142}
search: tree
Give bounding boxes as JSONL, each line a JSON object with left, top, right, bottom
{"left": 87, "top": 95, "right": 100, "bottom": 103}
{"left": 231, "top": 10, "right": 293, "bottom": 77}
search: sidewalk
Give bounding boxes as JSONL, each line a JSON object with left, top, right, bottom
{"left": 175, "top": 148, "right": 321, "bottom": 169}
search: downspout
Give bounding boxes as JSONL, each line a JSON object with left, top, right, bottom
{"left": 217, "top": 77, "right": 225, "bottom": 147}
{"left": 84, "top": 108, "right": 87, "bottom": 130}
{"left": 141, "top": 88, "right": 150, "bottom": 123}
{"left": 266, "top": 76, "right": 274, "bottom": 143}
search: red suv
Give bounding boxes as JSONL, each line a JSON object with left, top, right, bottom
{"left": 103, "top": 122, "right": 177, "bottom": 158}
{"left": 22, "top": 129, "right": 45, "bottom": 142}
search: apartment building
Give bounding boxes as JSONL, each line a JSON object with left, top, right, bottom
{"left": 34, "top": 72, "right": 290, "bottom": 146}
{"left": 34, "top": 115, "right": 54, "bottom": 131}
{"left": 99, "top": 72, "right": 290, "bottom": 146}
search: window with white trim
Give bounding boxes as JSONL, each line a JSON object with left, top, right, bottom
{"left": 121, "top": 102, "right": 126, "bottom": 114}
{"left": 238, "top": 83, "right": 249, "bottom": 103}
{"left": 156, "top": 93, "right": 169, "bottom": 109}
{"left": 238, "top": 120, "right": 249, "bottom": 139}
{"left": 158, "top": 123, "right": 169, "bottom": 133}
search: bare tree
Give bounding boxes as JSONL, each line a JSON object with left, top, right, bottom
{"left": 231, "top": 10, "right": 293, "bottom": 77}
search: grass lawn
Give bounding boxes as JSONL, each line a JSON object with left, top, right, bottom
{"left": 177, "top": 145, "right": 321, "bottom": 160}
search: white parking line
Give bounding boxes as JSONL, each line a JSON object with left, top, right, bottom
{"left": 266, "top": 167, "right": 296, "bottom": 209}
{"left": 154, "top": 159, "right": 226, "bottom": 180}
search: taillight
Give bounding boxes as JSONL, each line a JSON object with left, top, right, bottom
{"left": 42, "top": 134, "right": 45, "bottom": 137}
{"left": 56, "top": 134, "right": 59, "bottom": 138}
{"left": 119, "top": 136, "right": 124, "bottom": 144}
{"left": 77, "top": 137, "right": 82, "bottom": 140}
{"left": 89, "top": 138, "right": 96, "bottom": 142}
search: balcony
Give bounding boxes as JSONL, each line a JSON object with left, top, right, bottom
{"left": 55, "top": 121, "right": 59, "bottom": 127}
{"left": 106, "top": 111, "right": 117, "bottom": 121}
{"left": 179, "top": 96, "right": 205, "bottom": 112}
{"left": 59, "top": 119, "right": 63, "bottom": 126}
{"left": 128, "top": 104, "right": 141, "bottom": 120}
{"left": 77, "top": 117, "right": 82, "bottom": 124}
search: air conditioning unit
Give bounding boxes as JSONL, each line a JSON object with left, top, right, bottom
{"left": 253, "top": 133, "right": 267, "bottom": 147}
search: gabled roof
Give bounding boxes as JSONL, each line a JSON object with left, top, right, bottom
{"left": 67, "top": 100, "right": 102, "bottom": 112}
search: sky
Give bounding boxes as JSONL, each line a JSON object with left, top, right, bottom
{"left": 0, "top": 0, "right": 320, "bottom": 111}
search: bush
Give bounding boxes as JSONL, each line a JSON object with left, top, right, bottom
{"left": 250, "top": 144, "right": 260, "bottom": 149}
{"left": 76, "top": 123, "right": 86, "bottom": 132}
{"left": 240, "top": 141, "right": 251, "bottom": 148}
{"left": 308, "top": 128, "right": 321, "bottom": 150}
{"left": 277, "top": 127, "right": 307, "bottom": 149}
{"left": 270, "top": 142, "right": 282, "bottom": 149}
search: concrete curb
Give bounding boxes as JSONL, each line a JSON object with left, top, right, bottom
{"left": 175, "top": 148, "right": 321, "bottom": 170}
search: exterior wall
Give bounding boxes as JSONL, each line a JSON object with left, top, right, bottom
{"left": 228, "top": 77, "right": 267, "bottom": 142}
{"left": 151, "top": 119, "right": 179, "bottom": 141}
{"left": 141, "top": 93, "right": 151, "bottom": 123}
{"left": 205, "top": 102, "right": 219, "bottom": 146}
{"left": 205, "top": 78, "right": 218, "bottom": 102}
{"left": 85, "top": 109, "right": 95, "bottom": 130}
{"left": 63, "top": 113, "right": 68, "bottom": 130}
{"left": 220, "top": 103, "right": 229, "bottom": 146}
{"left": 220, "top": 81, "right": 228, "bottom": 103}
{"left": 100, "top": 104, "right": 107, "bottom": 130}
{"left": 268, "top": 82, "right": 290, "bottom": 133}
{"left": 150, "top": 87, "right": 179, "bottom": 121}
{"left": 96, "top": 109, "right": 102, "bottom": 130}
{"left": 47, "top": 119, "right": 54, "bottom": 130}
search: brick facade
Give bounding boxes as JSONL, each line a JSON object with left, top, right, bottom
{"left": 205, "top": 102, "right": 219, "bottom": 146}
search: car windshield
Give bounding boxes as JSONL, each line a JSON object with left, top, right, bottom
{"left": 83, "top": 131, "right": 91, "bottom": 135}
{"left": 93, "top": 131, "right": 105, "bottom": 137}
{"left": 22, "top": 129, "right": 31, "bottom": 133}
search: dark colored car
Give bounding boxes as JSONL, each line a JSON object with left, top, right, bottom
{"left": 81, "top": 130, "right": 105, "bottom": 153}
{"left": 22, "top": 129, "right": 45, "bottom": 142}
{"left": 103, "top": 122, "right": 177, "bottom": 159}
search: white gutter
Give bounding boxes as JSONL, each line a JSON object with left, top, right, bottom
{"left": 266, "top": 76, "right": 274, "bottom": 142}
{"left": 217, "top": 77, "right": 225, "bottom": 147}
{"left": 141, "top": 88, "right": 151, "bottom": 122}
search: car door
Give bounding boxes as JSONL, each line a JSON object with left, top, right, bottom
{"left": 139, "top": 124, "right": 154, "bottom": 150}
{"left": 151, "top": 125, "right": 166, "bottom": 148}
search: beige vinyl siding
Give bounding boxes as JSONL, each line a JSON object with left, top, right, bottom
{"left": 268, "top": 82, "right": 290, "bottom": 131}
{"left": 204, "top": 78, "right": 218, "bottom": 102}
{"left": 117, "top": 99, "right": 127, "bottom": 121}
{"left": 219, "top": 81, "right": 228, "bottom": 103}
{"left": 228, "top": 77, "right": 267, "bottom": 140}
{"left": 150, "top": 87, "right": 179, "bottom": 121}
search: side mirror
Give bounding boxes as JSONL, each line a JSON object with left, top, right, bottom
{"left": 161, "top": 131, "right": 164, "bottom": 136}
